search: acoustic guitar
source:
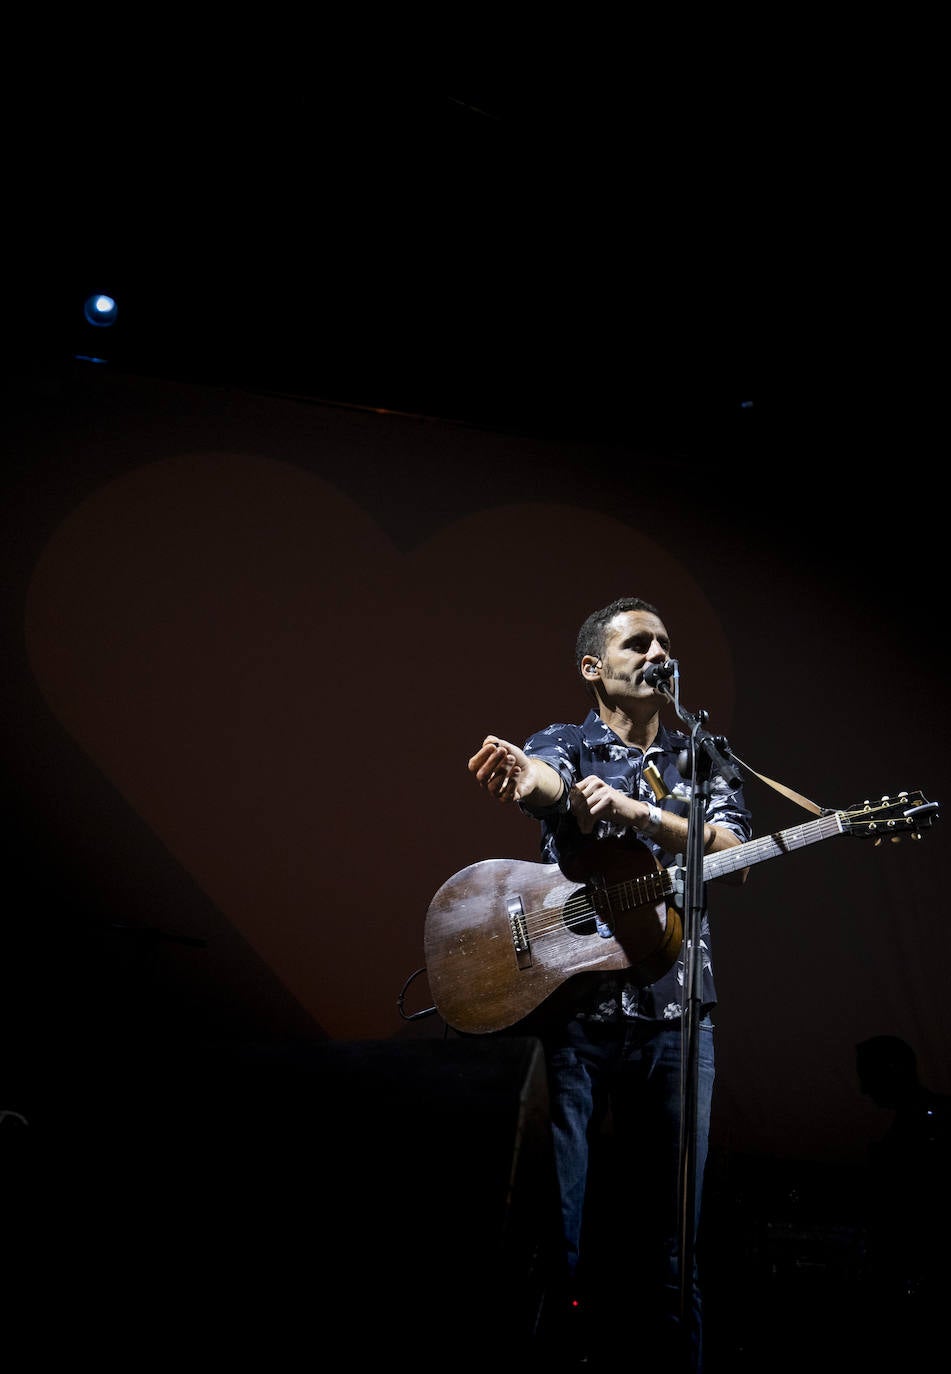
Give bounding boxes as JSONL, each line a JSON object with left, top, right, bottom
{"left": 423, "top": 791, "right": 938, "bottom": 1035}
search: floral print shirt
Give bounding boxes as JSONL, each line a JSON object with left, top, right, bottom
{"left": 520, "top": 710, "right": 753, "bottom": 1022}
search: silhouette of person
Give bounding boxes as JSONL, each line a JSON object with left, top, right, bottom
{"left": 855, "top": 1034, "right": 951, "bottom": 1356}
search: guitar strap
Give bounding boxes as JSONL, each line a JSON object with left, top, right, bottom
{"left": 731, "top": 753, "right": 824, "bottom": 816}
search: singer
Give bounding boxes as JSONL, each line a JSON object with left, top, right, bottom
{"left": 467, "top": 596, "right": 752, "bottom": 1373}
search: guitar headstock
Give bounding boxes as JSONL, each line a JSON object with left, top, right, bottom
{"left": 840, "top": 791, "right": 940, "bottom": 842}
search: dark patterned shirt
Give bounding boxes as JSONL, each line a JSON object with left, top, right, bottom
{"left": 520, "top": 710, "right": 753, "bottom": 1021}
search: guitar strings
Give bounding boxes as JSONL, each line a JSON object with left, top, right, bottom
{"left": 510, "top": 812, "right": 848, "bottom": 945}
{"left": 515, "top": 868, "right": 674, "bottom": 942}
{"left": 488, "top": 800, "right": 920, "bottom": 952}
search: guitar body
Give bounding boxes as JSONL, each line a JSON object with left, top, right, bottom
{"left": 423, "top": 838, "right": 682, "bottom": 1035}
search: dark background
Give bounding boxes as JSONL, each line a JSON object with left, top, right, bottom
{"left": 3, "top": 64, "right": 947, "bottom": 1367}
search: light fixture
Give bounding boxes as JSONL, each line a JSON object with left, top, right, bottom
{"left": 83, "top": 293, "right": 119, "bottom": 327}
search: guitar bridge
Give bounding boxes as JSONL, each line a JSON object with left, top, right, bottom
{"left": 507, "top": 896, "right": 532, "bottom": 968}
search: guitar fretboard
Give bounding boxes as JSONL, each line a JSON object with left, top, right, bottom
{"left": 705, "top": 811, "right": 845, "bottom": 882}
{"left": 604, "top": 811, "right": 846, "bottom": 913}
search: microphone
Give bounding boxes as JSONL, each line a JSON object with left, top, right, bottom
{"left": 643, "top": 659, "right": 679, "bottom": 688}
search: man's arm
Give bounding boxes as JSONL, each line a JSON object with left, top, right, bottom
{"left": 570, "top": 775, "right": 751, "bottom": 883}
{"left": 468, "top": 736, "right": 564, "bottom": 807}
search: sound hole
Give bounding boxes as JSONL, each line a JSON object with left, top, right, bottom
{"left": 564, "top": 888, "right": 610, "bottom": 937}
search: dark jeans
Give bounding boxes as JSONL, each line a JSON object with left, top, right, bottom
{"left": 544, "top": 1016, "right": 714, "bottom": 1372}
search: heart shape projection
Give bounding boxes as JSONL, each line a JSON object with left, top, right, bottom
{"left": 24, "top": 450, "right": 735, "bottom": 1039}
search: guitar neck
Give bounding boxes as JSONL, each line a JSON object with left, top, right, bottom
{"left": 702, "top": 810, "right": 845, "bottom": 882}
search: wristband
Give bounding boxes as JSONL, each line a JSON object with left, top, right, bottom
{"left": 644, "top": 803, "right": 663, "bottom": 836}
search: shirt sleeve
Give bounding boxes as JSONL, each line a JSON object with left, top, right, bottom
{"left": 704, "top": 772, "right": 753, "bottom": 844}
{"left": 517, "top": 723, "right": 579, "bottom": 819}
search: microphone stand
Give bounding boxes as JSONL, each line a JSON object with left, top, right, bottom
{"left": 654, "top": 667, "right": 742, "bottom": 1356}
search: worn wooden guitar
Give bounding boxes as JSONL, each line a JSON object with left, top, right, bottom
{"left": 424, "top": 791, "right": 938, "bottom": 1035}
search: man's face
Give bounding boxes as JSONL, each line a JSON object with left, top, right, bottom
{"left": 597, "top": 609, "right": 671, "bottom": 697}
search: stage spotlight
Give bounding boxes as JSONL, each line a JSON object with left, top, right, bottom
{"left": 83, "top": 293, "right": 118, "bottom": 327}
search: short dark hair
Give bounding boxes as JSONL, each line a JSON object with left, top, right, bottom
{"left": 574, "top": 596, "right": 661, "bottom": 675}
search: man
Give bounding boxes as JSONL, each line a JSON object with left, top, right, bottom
{"left": 468, "top": 596, "right": 752, "bottom": 1372}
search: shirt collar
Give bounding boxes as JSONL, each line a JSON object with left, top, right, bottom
{"left": 580, "top": 708, "right": 686, "bottom": 756}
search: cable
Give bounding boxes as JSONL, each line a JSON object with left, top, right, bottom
{"left": 397, "top": 966, "right": 438, "bottom": 1021}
